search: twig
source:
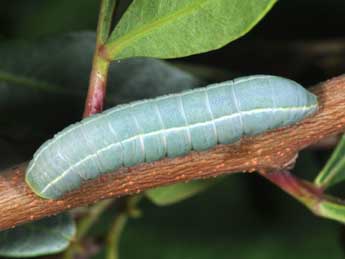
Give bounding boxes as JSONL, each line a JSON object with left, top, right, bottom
{"left": 106, "top": 196, "right": 142, "bottom": 259}
{"left": 261, "top": 170, "right": 345, "bottom": 223}
{"left": 0, "top": 75, "right": 345, "bottom": 231}
{"left": 106, "top": 212, "right": 127, "bottom": 259}
{"left": 83, "top": 0, "right": 115, "bottom": 117}
{"left": 308, "top": 135, "right": 340, "bottom": 150}
{"left": 63, "top": 199, "right": 114, "bottom": 259}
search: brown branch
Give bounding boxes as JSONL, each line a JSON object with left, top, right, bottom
{"left": 1, "top": 75, "right": 345, "bottom": 231}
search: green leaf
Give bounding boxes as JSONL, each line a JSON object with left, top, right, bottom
{"left": 314, "top": 135, "right": 345, "bottom": 188}
{"left": 0, "top": 214, "right": 75, "bottom": 258}
{"left": 146, "top": 179, "right": 218, "bottom": 206}
{"left": 105, "top": 0, "right": 276, "bottom": 60}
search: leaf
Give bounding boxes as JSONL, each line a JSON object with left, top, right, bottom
{"left": 314, "top": 135, "right": 345, "bottom": 188}
{"left": 0, "top": 32, "right": 201, "bottom": 111}
{"left": 105, "top": 0, "right": 276, "bottom": 60}
{"left": 0, "top": 214, "right": 75, "bottom": 258}
{"left": 0, "top": 32, "right": 202, "bottom": 168}
{"left": 318, "top": 199, "right": 345, "bottom": 224}
{"left": 106, "top": 57, "right": 202, "bottom": 104}
{"left": 146, "top": 179, "right": 218, "bottom": 206}
{"left": 0, "top": 31, "right": 201, "bottom": 110}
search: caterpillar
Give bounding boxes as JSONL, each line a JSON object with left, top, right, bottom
{"left": 25, "top": 75, "right": 318, "bottom": 199}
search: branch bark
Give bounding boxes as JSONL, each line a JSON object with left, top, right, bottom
{"left": 1, "top": 75, "right": 345, "bottom": 231}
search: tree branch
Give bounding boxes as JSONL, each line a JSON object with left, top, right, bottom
{"left": 1, "top": 75, "right": 345, "bottom": 231}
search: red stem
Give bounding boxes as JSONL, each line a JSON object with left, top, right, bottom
{"left": 261, "top": 170, "right": 324, "bottom": 207}
{"left": 83, "top": 52, "right": 110, "bottom": 117}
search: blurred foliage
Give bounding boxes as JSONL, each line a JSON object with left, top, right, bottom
{"left": 315, "top": 136, "right": 345, "bottom": 188}
{"left": 84, "top": 151, "right": 345, "bottom": 259}
{"left": 91, "top": 171, "right": 345, "bottom": 259}
{"left": 0, "top": 32, "right": 201, "bottom": 169}
{"left": 146, "top": 179, "right": 220, "bottom": 206}
{"left": 0, "top": 0, "right": 98, "bottom": 38}
{"left": 0, "top": 214, "right": 75, "bottom": 258}
{"left": 1, "top": 0, "right": 345, "bottom": 258}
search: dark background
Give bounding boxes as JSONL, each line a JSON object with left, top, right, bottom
{"left": 1, "top": 0, "right": 345, "bottom": 258}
